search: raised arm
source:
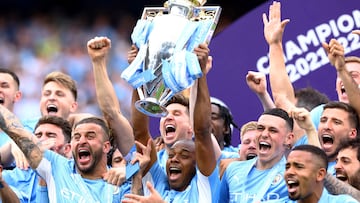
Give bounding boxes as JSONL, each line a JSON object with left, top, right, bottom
{"left": 288, "top": 107, "right": 320, "bottom": 147}
{"left": 0, "top": 105, "right": 42, "bottom": 169}
{"left": 322, "top": 39, "right": 360, "bottom": 118}
{"left": 130, "top": 139, "right": 152, "bottom": 195}
{"left": 264, "top": 2, "right": 306, "bottom": 145}
{"left": 193, "top": 43, "right": 216, "bottom": 176}
{"left": 246, "top": 71, "right": 275, "bottom": 111}
{"left": 130, "top": 89, "right": 157, "bottom": 174}
{"left": 264, "top": 1, "right": 292, "bottom": 110}
{"left": 125, "top": 41, "right": 158, "bottom": 173}
{"left": 87, "top": 36, "right": 134, "bottom": 156}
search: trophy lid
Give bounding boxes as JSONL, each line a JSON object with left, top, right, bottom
{"left": 190, "top": 0, "right": 206, "bottom": 6}
{"left": 165, "top": 0, "right": 206, "bottom": 7}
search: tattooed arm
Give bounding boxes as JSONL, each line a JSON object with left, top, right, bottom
{"left": 0, "top": 105, "right": 42, "bottom": 169}
{"left": 324, "top": 173, "right": 360, "bottom": 201}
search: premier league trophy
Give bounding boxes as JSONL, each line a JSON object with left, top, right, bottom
{"left": 121, "top": 0, "right": 221, "bottom": 117}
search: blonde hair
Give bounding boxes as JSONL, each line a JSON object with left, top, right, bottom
{"left": 240, "top": 121, "right": 257, "bottom": 141}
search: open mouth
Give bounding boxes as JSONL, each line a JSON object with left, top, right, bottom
{"left": 341, "top": 86, "right": 346, "bottom": 94}
{"left": 0, "top": 98, "right": 4, "bottom": 104}
{"left": 322, "top": 134, "right": 334, "bottom": 145}
{"left": 165, "top": 125, "right": 176, "bottom": 135}
{"left": 168, "top": 166, "right": 182, "bottom": 180}
{"left": 259, "top": 141, "right": 271, "bottom": 150}
{"left": 336, "top": 172, "right": 348, "bottom": 182}
{"left": 287, "top": 179, "right": 300, "bottom": 193}
{"left": 246, "top": 153, "right": 257, "bottom": 160}
{"left": 47, "top": 104, "right": 58, "bottom": 114}
{"left": 78, "top": 149, "right": 90, "bottom": 163}
{"left": 169, "top": 167, "right": 181, "bottom": 175}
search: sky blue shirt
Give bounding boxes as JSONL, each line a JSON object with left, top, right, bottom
{"left": 22, "top": 117, "right": 39, "bottom": 133}
{"left": 220, "top": 146, "right": 240, "bottom": 161}
{"left": 36, "top": 185, "right": 49, "bottom": 203}
{"left": 1, "top": 116, "right": 41, "bottom": 203}
{"left": 293, "top": 135, "right": 308, "bottom": 147}
{"left": 0, "top": 116, "right": 37, "bottom": 169}
{"left": 0, "top": 132, "right": 11, "bottom": 147}
{"left": 0, "top": 115, "right": 37, "bottom": 148}
{"left": 223, "top": 145, "right": 238, "bottom": 153}
{"left": 286, "top": 188, "right": 358, "bottom": 203}
{"left": 328, "top": 160, "right": 336, "bottom": 176}
{"left": 316, "top": 188, "right": 358, "bottom": 203}
{"left": 310, "top": 104, "right": 324, "bottom": 132}
{"left": 36, "top": 150, "right": 130, "bottom": 203}
{"left": 217, "top": 151, "right": 240, "bottom": 167}
{"left": 157, "top": 148, "right": 168, "bottom": 173}
{"left": 219, "top": 156, "right": 289, "bottom": 203}
{"left": 2, "top": 163, "right": 38, "bottom": 203}
{"left": 149, "top": 161, "right": 220, "bottom": 203}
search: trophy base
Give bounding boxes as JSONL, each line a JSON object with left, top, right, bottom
{"left": 135, "top": 98, "right": 169, "bottom": 117}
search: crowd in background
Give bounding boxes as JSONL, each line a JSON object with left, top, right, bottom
{"left": 0, "top": 1, "right": 359, "bottom": 202}
{"left": 0, "top": 11, "right": 136, "bottom": 119}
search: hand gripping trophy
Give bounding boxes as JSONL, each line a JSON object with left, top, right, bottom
{"left": 121, "top": 0, "right": 221, "bottom": 117}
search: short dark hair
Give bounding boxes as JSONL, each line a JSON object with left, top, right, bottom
{"left": 107, "top": 146, "right": 116, "bottom": 167}
{"left": 295, "top": 87, "right": 329, "bottom": 111}
{"left": 35, "top": 116, "right": 72, "bottom": 144}
{"left": 262, "top": 108, "right": 294, "bottom": 131}
{"left": 211, "top": 101, "right": 239, "bottom": 147}
{"left": 0, "top": 68, "right": 20, "bottom": 89}
{"left": 165, "top": 93, "right": 189, "bottom": 108}
{"left": 292, "top": 144, "right": 328, "bottom": 170}
{"left": 338, "top": 137, "right": 360, "bottom": 162}
{"left": 164, "top": 93, "right": 190, "bottom": 116}
{"left": 107, "top": 132, "right": 118, "bottom": 166}
{"left": 74, "top": 117, "right": 110, "bottom": 141}
{"left": 323, "top": 101, "right": 360, "bottom": 134}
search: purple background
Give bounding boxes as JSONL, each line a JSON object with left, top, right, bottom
{"left": 150, "top": 0, "right": 360, "bottom": 146}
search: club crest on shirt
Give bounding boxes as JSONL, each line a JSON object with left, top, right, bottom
{"left": 271, "top": 173, "right": 283, "bottom": 185}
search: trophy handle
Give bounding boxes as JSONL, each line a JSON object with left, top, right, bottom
{"left": 126, "top": 2, "right": 221, "bottom": 118}
{"left": 135, "top": 97, "right": 169, "bottom": 117}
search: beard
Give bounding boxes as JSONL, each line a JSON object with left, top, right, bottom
{"left": 348, "top": 168, "right": 360, "bottom": 190}
{"left": 75, "top": 148, "right": 103, "bottom": 174}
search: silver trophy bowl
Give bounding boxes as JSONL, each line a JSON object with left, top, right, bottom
{"left": 124, "top": 0, "right": 221, "bottom": 117}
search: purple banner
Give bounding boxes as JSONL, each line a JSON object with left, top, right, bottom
{"left": 208, "top": 0, "right": 360, "bottom": 146}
